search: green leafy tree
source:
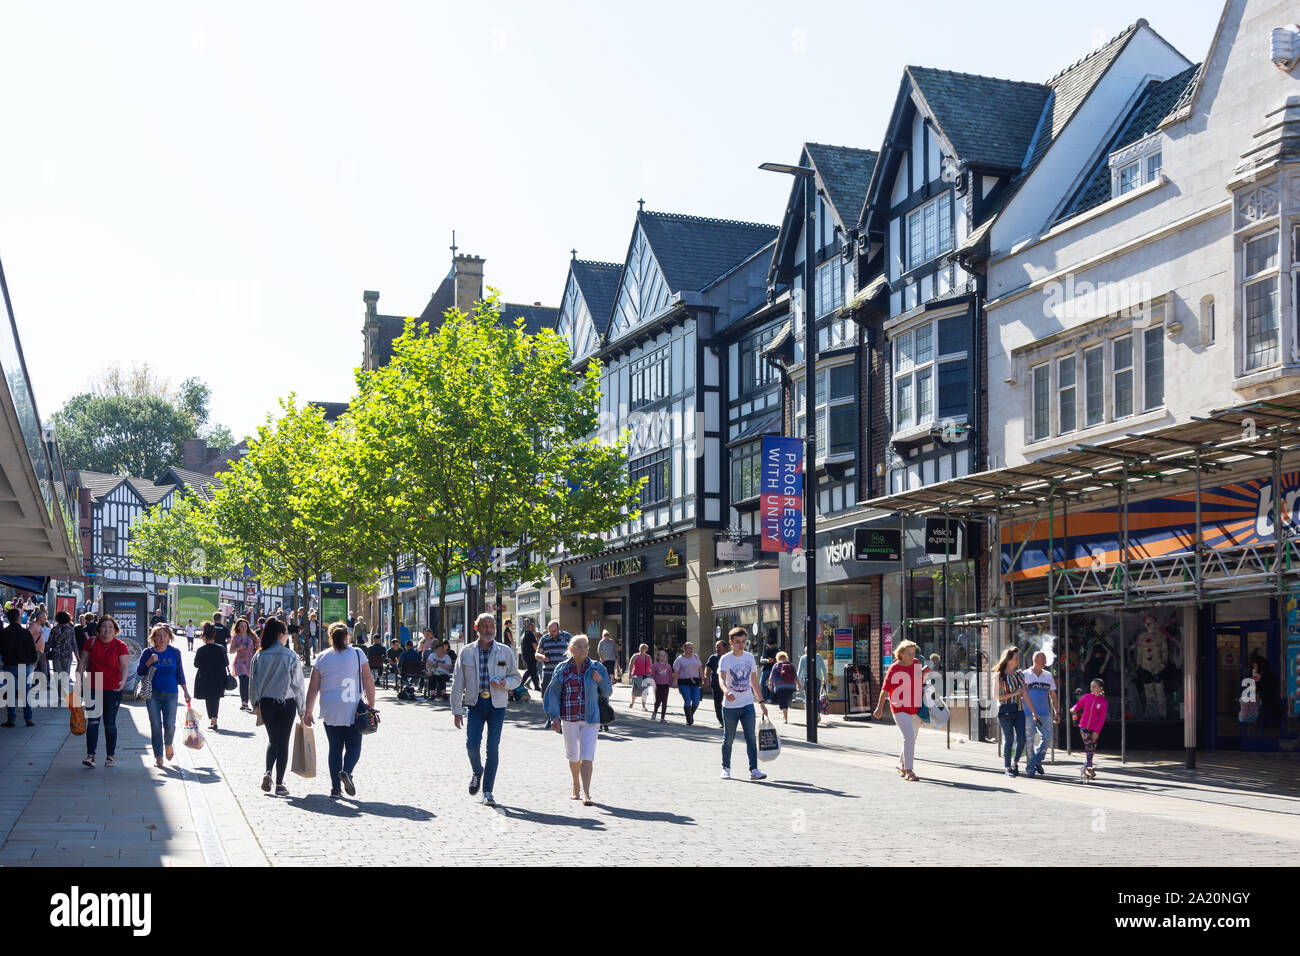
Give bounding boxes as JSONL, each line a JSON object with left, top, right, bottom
{"left": 359, "top": 293, "right": 639, "bottom": 624}
{"left": 207, "top": 396, "right": 354, "bottom": 616}
{"left": 127, "top": 494, "right": 237, "bottom": 581}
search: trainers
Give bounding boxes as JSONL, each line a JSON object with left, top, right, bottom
{"left": 1, "top": 721, "right": 13, "bottom": 728}
{"left": 329, "top": 790, "right": 342, "bottom": 800}
{"left": 468, "top": 772, "right": 482, "bottom": 796}
{"left": 274, "top": 784, "right": 289, "bottom": 797}
{"left": 482, "top": 792, "right": 496, "bottom": 807}
{"left": 720, "top": 768, "right": 732, "bottom": 780}
{"left": 749, "top": 769, "right": 767, "bottom": 781}
{"left": 261, "top": 772, "right": 273, "bottom": 793}
{"left": 24, "top": 719, "right": 33, "bottom": 727}
{"left": 338, "top": 771, "right": 356, "bottom": 797}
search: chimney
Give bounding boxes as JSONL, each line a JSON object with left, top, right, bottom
{"left": 453, "top": 255, "right": 485, "bottom": 315}
{"left": 182, "top": 439, "right": 208, "bottom": 471}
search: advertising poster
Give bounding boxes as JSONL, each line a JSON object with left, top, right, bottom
{"left": 833, "top": 627, "right": 853, "bottom": 662}
{"left": 882, "top": 622, "right": 893, "bottom": 668}
{"left": 759, "top": 436, "right": 803, "bottom": 553}
{"left": 174, "top": 585, "right": 219, "bottom": 625}
{"left": 102, "top": 592, "right": 148, "bottom": 649}
{"left": 321, "top": 583, "right": 349, "bottom": 625}
{"left": 1288, "top": 643, "right": 1300, "bottom": 718}
{"left": 54, "top": 595, "right": 76, "bottom": 620}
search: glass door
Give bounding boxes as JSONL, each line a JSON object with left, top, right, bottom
{"left": 1213, "top": 622, "right": 1281, "bottom": 750}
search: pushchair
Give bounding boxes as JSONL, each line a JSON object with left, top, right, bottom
{"left": 396, "top": 658, "right": 425, "bottom": 701}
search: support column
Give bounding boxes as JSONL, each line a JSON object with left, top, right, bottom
{"left": 551, "top": 569, "right": 582, "bottom": 636}
{"left": 687, "top": 529, "right": 716, "bottom": 650}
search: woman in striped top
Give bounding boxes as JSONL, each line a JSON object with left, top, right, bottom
{"left": 993, "top": 646, "right": 1041, "bottom": 777}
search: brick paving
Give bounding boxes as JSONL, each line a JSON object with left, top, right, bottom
{"left": 2, "top": 646, "right": 1299, "bottom": 866}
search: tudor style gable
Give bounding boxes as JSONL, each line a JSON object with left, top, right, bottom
{"left": 557, "top": 259, "right": 622, "bottom": 366}
{"left": 608, "top": 224, "right": 673, "bottom": 341}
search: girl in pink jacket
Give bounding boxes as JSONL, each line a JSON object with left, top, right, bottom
{"left": 1071, "top": 679, "right": 1109, "bottom": 779}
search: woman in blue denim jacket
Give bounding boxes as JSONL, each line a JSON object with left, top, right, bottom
{"left": 543, "top": 635, "right": 611, "bottom": 805}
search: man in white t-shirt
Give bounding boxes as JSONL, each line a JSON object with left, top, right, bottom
{"left": 717, "top": 627, "right": 769, "bottom": 781}
{"left": 1020, "top": 651, "right": 1059, "bottom": 777}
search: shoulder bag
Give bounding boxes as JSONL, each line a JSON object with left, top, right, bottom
{"left": 596, "top": 663, "right": 616, "bottom": 726}
{"left": 354, "top": 647, "right": 380, "bottom": 735}
{"left": 136, "top": 663, "right": 155, "bottom": 702}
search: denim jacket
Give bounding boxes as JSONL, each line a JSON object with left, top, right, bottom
{"left": 249, "top": 643, "right": 306, "bottom": 714}
{"left": 542, "top": 657, "right": 611, "bottom": 724}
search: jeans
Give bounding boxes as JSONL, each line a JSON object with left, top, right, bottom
{"left": 324, "top": 723, "right": 363, "bottom": 791}
{"left": 678, "top": 683, "right": 701, "bottom": 711}
{"left": 711, "top": 684, "right": 723, "bottom": 725}
{"left": 522, "top": 659, "right": 540, "bottom": 691}
{"left": 260, "top": 697, "right": 297, "bottom": 785}
{"left": 539, "top": 672, "right": 555, "bottom": 722}
{"left": 237, "top": 674, "right": 250, "bottom": 705}
{"left": 721, "top": 704, "right": 758, "bottom": 772}
{"left": 145, "top": 691, "right": 179, "bottom": 758}
{"left": 4, "top": 664, "right": 32, "bottom": 722}
{"left": 998, "top": 702, "right": 1025, "bottom": 768}
{"left": 86, "top": 689, "right": 123, "bottom": 758}
{"left": 465, "top": 696, "right": 506, "bottom": 793}
{"left": 1024, "top": 710, "right": 1048, "bottom": 770}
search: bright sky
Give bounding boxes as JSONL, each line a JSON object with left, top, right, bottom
{"left": 0, "top": 0, "right": 1224, "bottom": 442}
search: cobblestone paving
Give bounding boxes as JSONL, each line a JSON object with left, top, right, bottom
{"left": 4, "top": 646, "right": 1300, "bottom": 866}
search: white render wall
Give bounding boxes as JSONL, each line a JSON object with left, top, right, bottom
{"left": 988, "top": 0, "right": 1300, "bottom": 468}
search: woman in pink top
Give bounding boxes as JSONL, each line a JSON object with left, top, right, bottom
{"left": 628, "top": 643, "right": 653, "bottom": 711}
{"left": 650, "top": 650, "right": 673, "bottom": 722}
{"left": 229, "top": 618, "right": 258, "bottom": 713}
{"left": 1070, "top": 679, "right": 1109, "bottom": 779}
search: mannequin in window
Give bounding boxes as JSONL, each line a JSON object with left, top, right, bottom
{"left": 1135, "top": 615, "right": 1171, "bottom": 719}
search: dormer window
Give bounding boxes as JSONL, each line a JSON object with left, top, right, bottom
{"left": 1109, "top": 133, "right": 1163, "bottom": 199}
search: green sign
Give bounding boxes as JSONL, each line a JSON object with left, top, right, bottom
{"left": 321, "top": 583, "right": 349, "bottom": 625}
{"left": 173, "top": 584, "right": 219, "bottom": 624}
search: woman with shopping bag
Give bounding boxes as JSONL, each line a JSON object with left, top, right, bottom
{"left": 193, "top": 623, "right": 230, "bottom": 731}
{"left": 304, "top": 622, "right": 376, "bottom": 800}
{"left": 249, "top": 618, "right": 306, "bottom": 797}
{"left": 873, "top": 639, "right": 926, "bottom": 782}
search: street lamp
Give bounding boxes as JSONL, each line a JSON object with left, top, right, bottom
{"left": 759, "top": 159, "right": 819, "bottom": 744}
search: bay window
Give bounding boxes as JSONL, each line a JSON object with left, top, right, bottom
{"left": 1243, "top": 230, "right": 1280, "bottom": 371}
{"left": 893, "top": 314, "right": 969, "bottom": 431}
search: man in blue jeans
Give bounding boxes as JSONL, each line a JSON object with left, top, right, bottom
{"left": 1020, "top": 651, "right": 1059, "bottom": 776}
{"left": 717, "top": 627, "right": 769, "bottom": 781}
{"left": 451, "top": 612, "right": 521, "bottom": 807}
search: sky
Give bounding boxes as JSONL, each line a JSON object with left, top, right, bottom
{"left": 0, "top": 0, "right": 1225, "bottom": 444}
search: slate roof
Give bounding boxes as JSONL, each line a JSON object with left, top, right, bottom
{"left": 499, "top": 302, "right": 560, "bottom": 336}
{"left": 1027, "top": 23, "right": 1144, "bottom": 170}
{"left": 804, "top": 143, "right": 878, "bottom": 228}
{"left": 126, "top": 478, "right": 175, "bottom": 507}
{"left": 158, "top": 466, "right": 222, "bottom": 502}
{"left": 198, "top": 439, "right": 248, "bottom": 476}
{"left": 309, "top": 401, "right": 350, "bottom": 422}
{"left": 570, "top": 260, "right": 623, "bottom": 335}
{"left": 72, "top": 470, "right": 129, "bottom": 503}
{"left": 637, "top": 211, "right": 779, "bottom": 293}
{"left": 906, "top": 67, "right": 1051, "bottom": 171}
{"left": 372, "top": 314, "right": 410, "bottom": 366}
{"left": 1057, "top": 63, "right": 1201, "bottom": 221}
{"left": 417, "top": 271, "right": 456, "bottom": 325}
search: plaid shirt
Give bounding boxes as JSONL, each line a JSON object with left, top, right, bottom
{"left": 476, "top": 640, "right": 493, "bottom": 696}
{"left": 559, "top": 659, "right": 590, "bottom": 722}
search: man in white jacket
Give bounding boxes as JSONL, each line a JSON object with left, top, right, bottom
{"left": 451, "top": 612, "right": 521, "bottom": 807}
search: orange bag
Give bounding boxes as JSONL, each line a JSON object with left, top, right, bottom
{"left": 67, "top": 692, "right": 86, "bottom": 736}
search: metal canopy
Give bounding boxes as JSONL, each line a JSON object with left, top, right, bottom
{"left": 859, "top": 391, "right": 1300, "bottom": 520}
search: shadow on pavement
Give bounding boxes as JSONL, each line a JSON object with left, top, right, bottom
{"left": 757, "top": 779, "right": 859, "bottom": 798}
{"left": 494, "top": 805, "right": 606, "bottom": 830}
{"left": 283, "top": 794, "right": 435, "bottom": 820}
{"left": 594, "top": 805, "right": 695, "bottom": 826}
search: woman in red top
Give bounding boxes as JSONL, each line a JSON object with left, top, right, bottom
{"left": 75, "top": 614, "right": 130, "bottom": 768}
{"left": 873, "top": 639, "right": 925, "bottom": 781}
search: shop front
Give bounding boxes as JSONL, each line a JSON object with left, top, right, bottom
{"left": 707, "top": 566, "right": 780, "bottom": 653}
{"left": 554, "top": 535, "right": 689, "bottom": 665}
{"left": 1002, "top": 467, "right": 1300, "bottom": 754}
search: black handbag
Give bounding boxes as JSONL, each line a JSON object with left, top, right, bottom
{"left": 224, "top": 670, "right": 238, "bottom": 692}
{"left": 354, "top": 648, "right": 380, "bottom": 735}
{"left": 597, "top": 692, "right": 615, "bottom": 726}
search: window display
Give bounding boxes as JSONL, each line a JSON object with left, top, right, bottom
{"left": 1062, "top": 607, "right": 1184, "bottom": 721}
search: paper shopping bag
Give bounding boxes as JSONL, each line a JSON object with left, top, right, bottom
{"left": 291, "top": 720, "right": 317, "bottom": 778}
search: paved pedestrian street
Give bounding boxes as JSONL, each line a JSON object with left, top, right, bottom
{"left": 3, "top": 649, "right": 1300, "bottom": 867}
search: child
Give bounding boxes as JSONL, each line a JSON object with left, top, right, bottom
{"left": 1071, "top": 679, "right": 1109, "bottom": 778}
{"left": 651, "top": 650, "right": 673, "bottom": 722}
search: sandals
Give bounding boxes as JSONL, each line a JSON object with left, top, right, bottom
{"left": 165, "top": 746, "right": 175, "bottom": 762}
{"left": 896, "top": 765, "right": 906, "bottom": 777}
{"left": 104, "top": 756, "right": 116, "bottom": 767}
{"left": 903, "top": 770, "right": 920, "bottom": 782}
{"left": 583, "top": 797, "right": 594, "bottom": 806}
{"left": 155, "top": 756, "right": 165, "bottom": 768}
{"left": 82, "top": 756, "right": 94, "bottom": 768}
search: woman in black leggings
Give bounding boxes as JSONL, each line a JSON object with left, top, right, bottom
{"left": 249, "top": 619, "right": 306, "bottom": 797}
